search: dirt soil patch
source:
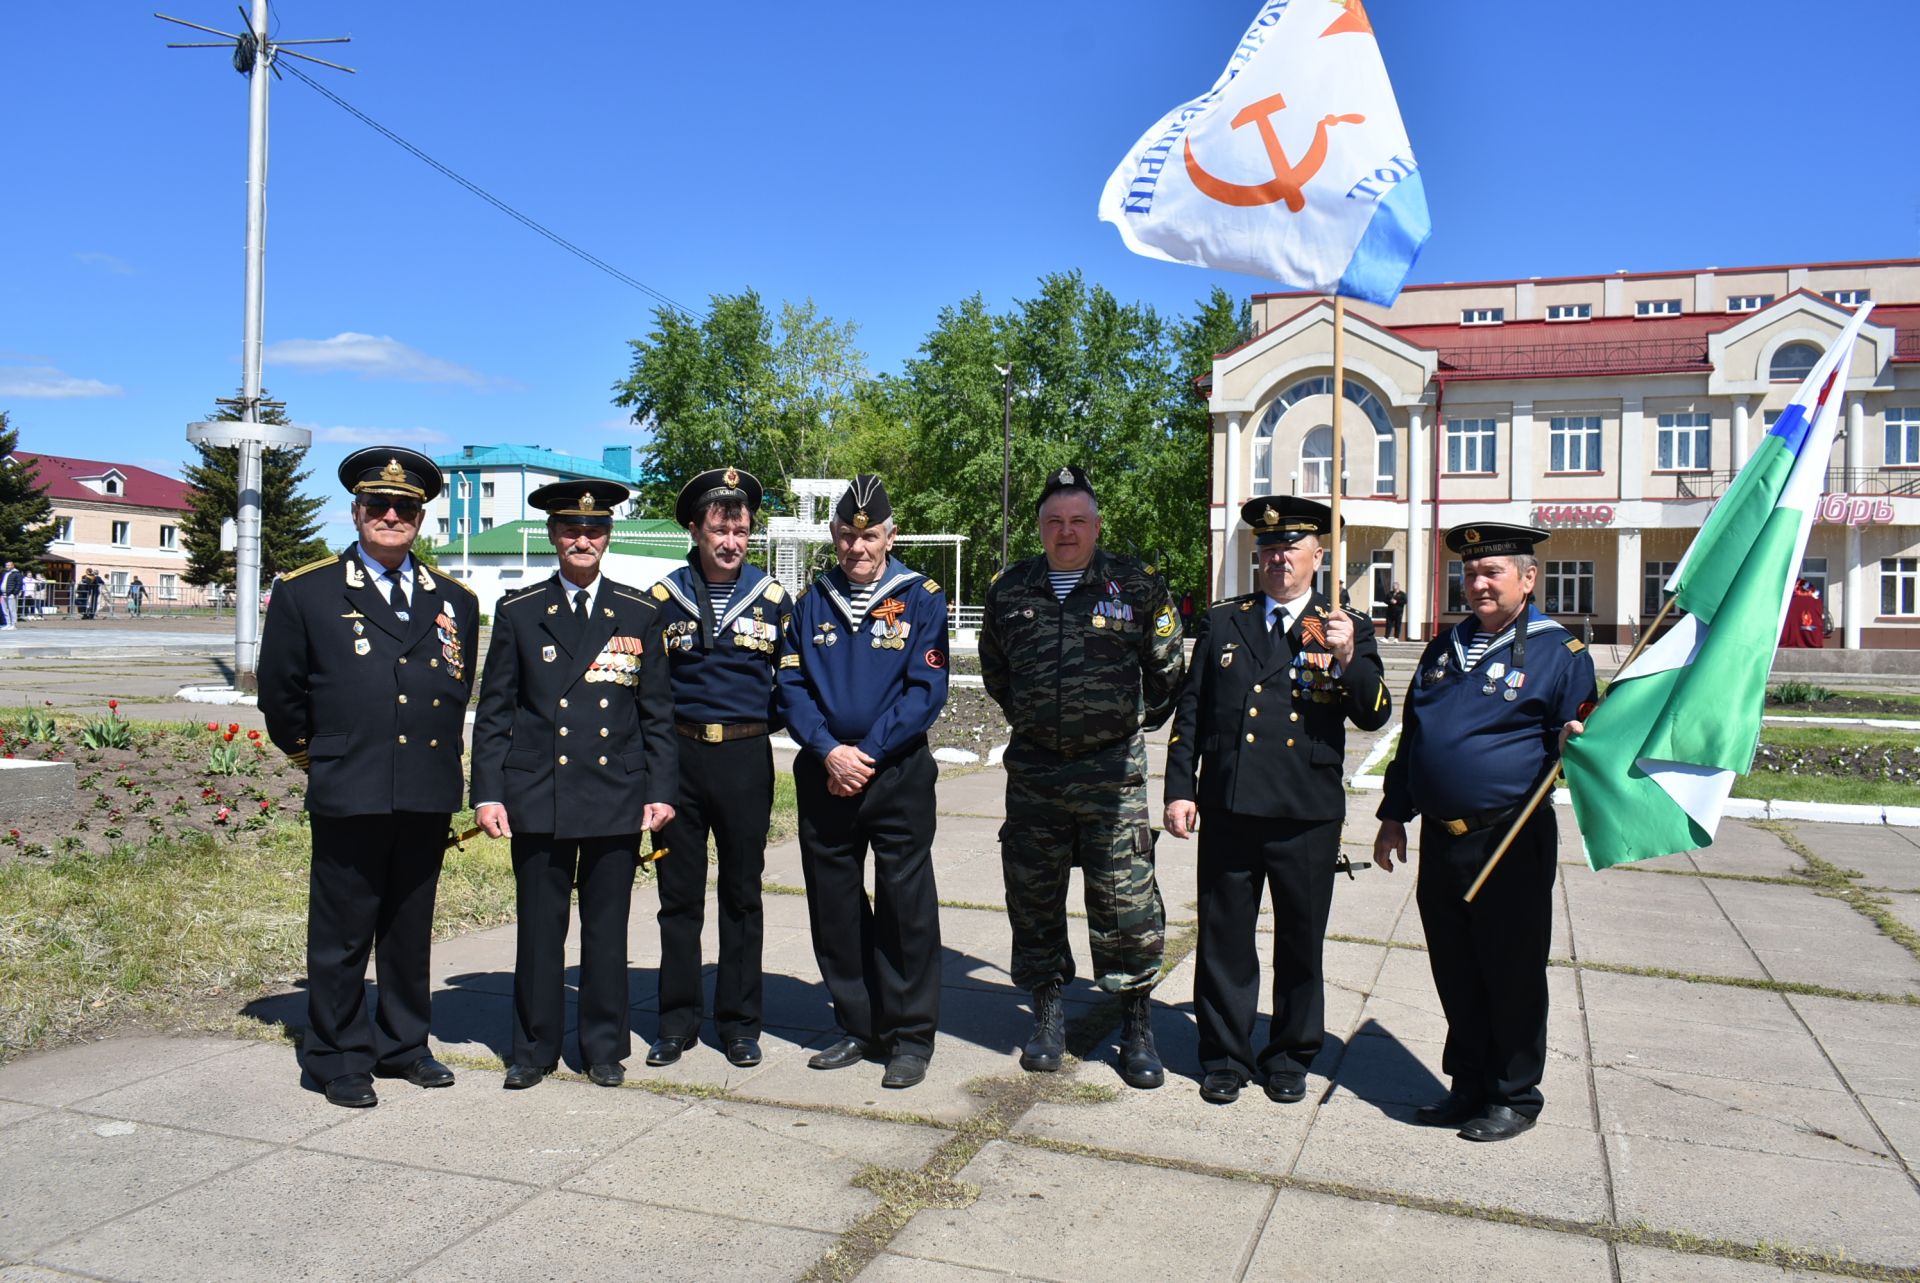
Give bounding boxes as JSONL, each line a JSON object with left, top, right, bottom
{"left": 1767, "top": 695, "right": 1920, "bottom": 717}
{"left": 1753, "top": 739, "right": 1920, "bottom": 785}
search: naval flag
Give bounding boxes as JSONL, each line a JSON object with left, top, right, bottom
{"left": 1563, "top": 304, "right": 1875, "bottom": 868}
{"left": 1097, "top": 0, "right": 1430, "bottom": 305}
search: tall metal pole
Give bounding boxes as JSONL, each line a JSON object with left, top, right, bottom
{"left": 997, "top": 363, "right": 1013, "bottom": 568}
{"left": 233, "top": 0, "right": 271, "bottom": 683}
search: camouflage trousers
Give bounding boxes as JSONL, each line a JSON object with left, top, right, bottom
{"left": 1000, "top": 734, "right": 1166, "bottom": 995}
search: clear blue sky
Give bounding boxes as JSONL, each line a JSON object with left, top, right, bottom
{"left": 5, "top": 1, "right": 1917, "bottom": 543}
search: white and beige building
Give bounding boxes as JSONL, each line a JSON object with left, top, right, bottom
{"left": 1206, "top": 257, "right": 1920, "bottom": 647}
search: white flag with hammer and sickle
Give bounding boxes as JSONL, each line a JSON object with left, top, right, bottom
{"left": 1098, "top": 0, "right": 1430, "bottom": 306}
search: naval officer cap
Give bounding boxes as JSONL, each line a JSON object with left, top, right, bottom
{"left": 1035, "top": 464, "right": 1095, "bottom": 514}
{"left": 834, "top": 474, "right": 892, "bottom": 530}
{"left": 1240, "top": 495, "right": 1331, "bottom": 545}
{"left": 1445, "top": 522, "right": 1550, "bottom": 561}
{"left": 338, "top": 446, "right": 443, "bottom": 504}
{"left": 527, "top": 479, "right": 630, "bottom": 527}
{"left": 675, "top": 465, "right": 763, "bottom": 528}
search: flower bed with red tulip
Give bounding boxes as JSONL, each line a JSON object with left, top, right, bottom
{"left": 0, "top": 703, "right": 306, "bottom": 861}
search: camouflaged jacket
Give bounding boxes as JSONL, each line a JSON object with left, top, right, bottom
{"left": 980, "top": 547, "right": 1185, "bottom": 758}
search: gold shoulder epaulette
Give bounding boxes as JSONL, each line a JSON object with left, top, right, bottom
{"left": 764, "top": 582, "right": 786, "bottom": 603}
{"left": 280, "top": 554, "right": 336, "bottom": 583}
{"left": 1565, "top": 637, "right": 1586, "bottom": 653}
{"left": 922, "top": 579, "right": 941, "bottom": 594}
{"left": 500, "top": 585, "right": 545, "bottom": 608}
{"left": 610, "top": 585, "right": 649, "bottom": 604}
{"left": 651, "top": 582, "right": 670, "bottom": 601}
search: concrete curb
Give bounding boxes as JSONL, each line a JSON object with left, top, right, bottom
{"left": 1348, "top": 771, "right": 1917, "bottom": 827}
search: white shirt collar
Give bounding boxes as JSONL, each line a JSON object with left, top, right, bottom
{"left": 557, "top": 572, "right": 602, "bottom": 613}
{"left": 1264, "top": 589, "right": 1312, "bottom": 633}
{"left": 357, "top": 545, "right": 415, "bottom": 598}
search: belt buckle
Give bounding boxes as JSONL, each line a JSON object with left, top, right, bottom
{"left": 1443, "top": 818, "right": 1469, "bottom": 837}
{"left": 701, "top": 723, "right": 723, "bottom": 744}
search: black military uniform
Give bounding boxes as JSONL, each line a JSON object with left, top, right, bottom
{"left": 258, "top": 447, "right": 479, "bottom": 1103}
{"left": 1166, "top": 497, "right": 1391, "bottom": 1102}
{"left": 1378, "top": 523, "right": 1596, "bottom": 1139}
{"left": 648, "top": 466, "right": 791, "bottom": 1067}
{"left": 469, "top": 481, "right": 677, "bottom": 1084}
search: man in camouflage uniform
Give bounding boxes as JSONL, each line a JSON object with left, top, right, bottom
{"left": 980, "top": 465, "right": 1185, "bottom": 1089}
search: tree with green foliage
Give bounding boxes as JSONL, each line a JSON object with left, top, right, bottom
{"left": 0, "top": 411, "right": 59, "bottom": 568}
{"left": 180, "top": 392, "right": 331, "bottom": 587}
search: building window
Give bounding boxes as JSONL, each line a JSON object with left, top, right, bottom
{"left": 1545, "top": 303, "right": 1591, "bottom": 322}
{"left": 54, "top": 517, "right": 74, "bottom": 543}
{"left": 1799, "top": 558, "right": 1829, "bottom": 602}
{"left": 1883, "top": 558, "right": 1918, "bottom": 617}
{"left": 1251, "top": 376, "right": 1397, "bottom": 496}
{"left": 159, "top": 524, "right": 177, "bottom": 550}
{"left": 1770, "top": 342, "right": 1820, "bottom": 381}
{"left": 158, "top": 572, "right": 178, "bottom": 601}
{"left": 1461, "top": 308, "right": 1504, "bottom": 326}
{"left": 1445, "top": 561, "right": 1466, "bottom": 614}
{"left": 1635, "top": 299, "right": 1682, "bottom": 318}
{"left": 1300, "top": 427, "right": 1333, "bottom": 497}
{"left": 436, "top": 518, "right": 450, "bottom": 535}
{"left": 1548, "top": 415, "right": 1604, "bottom": 472}
{"left": 110, "top": 571, "right": 129, "bottom": 597}
{"left": 1824, "top": 288, "right": 1870, "bottom": 307}
{"left": 480, "top": 517, "right": 495, "bottom": 531}
{"left": 1643, "top": 561, "right": 1679, "bottom": 618}
{"left": 454, "top": 518, "right": 466, "bottom": 536}
{"left": 455, "top": 478, "right": 469, "bottom": 499}
{"left": 1887, "top": 408, "right": 1920, "bottom": 467}
{"left": 103, "top": 477, "right": 121, "bottom": 495}
{"left": 1726, "top": 294, "right": 1775, "bottom": 313}
{"left": 1656, "top": 412, "right": 1711, "bottom": 471}
{"left": 1544, "top": 561, "right": 1596, "bottom": 615}
{"left": 111, "top": 520, "right": 131, "bottom": 547}
{"left": 1445, "top": 418, "right": 1498, "bottom": 474}
{"left": 481, "top": 481, "right": 495, "bottom": 498}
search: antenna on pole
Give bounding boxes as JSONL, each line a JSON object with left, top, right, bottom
{"left": 159, "top": 2, "right": 350, "bottom": 689}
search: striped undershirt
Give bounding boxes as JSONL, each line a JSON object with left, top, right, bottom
{"left": 1463, "top": 634, "right": 1494, "bottom": 668}
{"left": 845, "top": 581, "right": 877, "bottom": 621}
{"left": 1047, "top": 570, "right": 1080, "bottom": 601}
{"left": 704, "top": 576, "right": 736, "bottom": 615}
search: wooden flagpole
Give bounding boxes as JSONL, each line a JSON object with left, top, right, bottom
{"left": 1330, "top": 296, "right": 1346, "bottom": 601}
{"left": 1461, "top": 593, "right": 1681, "bottom": 902}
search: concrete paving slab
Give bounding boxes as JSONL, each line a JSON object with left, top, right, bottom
{"left": 1241, "top": 1185, "right": 1612, "bottom": 1282}
{"left": 1614, "top": 1243, "right": 1846, "bottom": 1282}
{"left": 1593, "top": 1064, "right": 1892, "bottom": 1165}
{"left": 1580, "top": 968, "right": 1805, "bottom": 1033}
{"left": 934, "top": 768, "right": 1008, "bottom": 818}
{"left": 0, "top": 1111, "right": 269, "bottom": 1260}
{"left": 1858, "top": 1094, "right": 1920, "bottom": 1170}
{"left": 1703, "top": 879, "right": 1920, "bottom": 995}
{"left": 1323, "top": 865, "right": 1417, "bottom": 942}
{"left": 39, "top": 1146, "right": 529, "bottom": 1283}
{"left": 0, "top": 1268, "right": 96, "bottom": 1282}
{"left": 0, "top": 1035, "right": 250, "bottom": 1107}
{"left": 1682, "top": 820, "right": 1810, "bottom": 879}
{"left": 0, "top": 1100, "right": 43, "bottom": 1131}
{"left": 1585, "top": 992, "right": 1839, "bottom": 1092}
{"left": 1353, "top": 964, "right": 1589, "bottom": 1063}
{"left": 856, "top": 1255, "right": 1045, "bottom": 1283}
{"left": 1791, "top": 821, "right": 1920, "bottom": 891}
{"left": 405, "top": 1189, "right": 834, "bottom": 1282}
{"left": 1787, "top": 994, "right": 1920, "bottom": 1100}
{"left": 1885, "top": 892, "right": 1920, "bottom": 943}
{"left": 67, "top": 1040, "right": 345, "bottom": 1146}
{"left": 301, "top": 1072, "right": 685, "bottom": 1186}
{"left": 563, "top": 1097, "right": 945, "bottom": 1234}
{"left": 889, "top": 1139, "right": 1273, "bottom": 1282}
{"left": 1564, "top": 874, "right": 1767, "bottom": 980}
{"left": 620, "top": 1023, "right": 826, "bottom": 1094}
{"left": 1606, "top": 1132, "right": 1920, "bottom": 1267}
{"left": 1333, "top": 1029, "right": 1596, "bottom": 1130}
{"left": 1292, "top": 1093, "right": 1612, "bottom": 1225}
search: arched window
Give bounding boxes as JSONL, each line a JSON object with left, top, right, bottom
{"left": 1299, "top": 426, "right": 1332, "bottom": 496}
{"left": 1252, "top": 377, "right": 1397, "bottom": 495}
{"left": 1770, "top": 342, "right": 1820, "bottom": 382}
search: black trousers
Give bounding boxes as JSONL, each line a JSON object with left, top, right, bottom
{"left": 795, "top": 743, "right": 941, "bottom": 1057}
{"left": 1415, "top": 805, "right": 1558, "bottom": 1117}
{"left": 510, "top": 833, "right": 637, "bottom": 1068}
{"left": 1194, "top": 811, "right": 1342, "bottom": 1081}
{"left": 655, "top": 734, "right": 773, "bottom": 1041}
{"left": 303, "top": 811, "right": 447, "bottom": 1083}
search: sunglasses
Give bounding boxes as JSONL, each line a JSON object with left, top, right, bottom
{"left": 361, "top": 498, "right": 424, "bottom": 520}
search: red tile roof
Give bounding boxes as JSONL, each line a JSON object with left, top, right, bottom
{"left": 6, "top": 453, "right": 194, "bottom": 512}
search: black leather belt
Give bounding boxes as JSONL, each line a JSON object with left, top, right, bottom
{"left": 675, "top": 720, "right": 769, "bottom": 743}
{"left": 1438, "top": 806, "right": 1520, "bottom": 837}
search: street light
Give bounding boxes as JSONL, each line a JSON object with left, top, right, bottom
{"left": 995, "top": 362, "right": 1013, "bottom": 569}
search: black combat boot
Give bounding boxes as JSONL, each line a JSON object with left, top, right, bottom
{"left": 1117, "top": 994, "right": 1164, "bottom": 1089}
{"left": 1020, "top": 982, "right": 1065, "bottom": 1072}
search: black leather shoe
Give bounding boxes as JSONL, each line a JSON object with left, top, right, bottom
{"left": 725, "top": 1038, "right": 763, "bottom": 1068}
{"left": 587, "top": 1062, "right": 625, "bottom": 1088}
{"left": 1415, "top": 1090, "right": 1483, "bottom": 1128}
{"left": 1263, "top": 1070, "right": 1308, "bottom": 1103}
{"left": 1020, "top": 983, "right": 1065, "bottom": 1073}
{"left": 1199, "top": 1071, "right": 1243, "bottom": 1104}
{"left": 1459, "top": 1105, "right": 1536, "bottom": 1142}
{"left": 808, "top": 1036, "right": 871, "bottom": 1070}
{"left": 324, "top": 1072, "right": 378, "bottom": 1108}
{"left": 502, "top": 1063, "right": 554, "bottom": 1090}
{"left": 376, "top": 1056, "right": 455, "bottom": 1088}
{"left": 646, "top": 1035, "right": 693, "bottom": 1067}
{"left": 881, "top": 1053, "right": 928, "bottom": 1089}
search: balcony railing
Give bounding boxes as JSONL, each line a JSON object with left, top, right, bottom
{"left": 1672, "top": 466, "right": 1920, "bottom": 499}
{"left": 1439, "top": 336, "right": 1710, "bottom": 378}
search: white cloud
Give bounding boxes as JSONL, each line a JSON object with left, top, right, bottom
{"left": 265, "top": 333, "right": 509, "bottom": 388}
{"left": 308, "top": 424, "right": 452, "bottom": 447}
{"left": 0, "top": 364, "right": 124, "bottom": 399}
{"left": 75, "top": 251, "right": 136, "bottom": 276}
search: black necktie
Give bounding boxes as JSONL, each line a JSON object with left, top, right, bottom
{"left": 385, "top": 570, "right": 410, "bottom": 623}
{"left": 572, "top": 588, "right": 590, "bottom": 646}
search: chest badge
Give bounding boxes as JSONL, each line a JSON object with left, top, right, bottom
{"left": 1219, "top": 643, "right": 1238, "bottom": 669}
{"left": 352, "top": 620, "right": 365, "bottom": 636}
{"left": 542, "top": 644, "right": 557, "bottom": 663}
{"left": 353, "top": 637, "right": 371, "bottom": 656}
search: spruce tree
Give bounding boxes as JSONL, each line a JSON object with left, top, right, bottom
{"left": 0, "top": 412, "right": 60, "bottom": 567}
{"left": 180, "top": 392, "right": 331, "bottom": 587}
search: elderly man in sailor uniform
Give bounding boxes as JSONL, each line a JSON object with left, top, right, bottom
{"left": 258, "top": 446, "right": 479, "bottom": 1108}
{"left": 644, "top": 465, "right": 792, "bottom": 1070}
{"left": 470, "top": 480, "right": 677, "bottom": 1090}
{"left": 777, "top": 475, "right": 949, "bottom": 1089}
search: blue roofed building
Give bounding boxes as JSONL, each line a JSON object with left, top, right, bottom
{"left": 425, "top": 444, "right": 646, "bottom": 542}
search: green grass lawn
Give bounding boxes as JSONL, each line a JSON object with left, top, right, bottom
{"left": 1754, "top": 725, "right": 1920, "bottom": 752}
{"left": 1730, "top": 775, "right": 1920, "bottom": 807}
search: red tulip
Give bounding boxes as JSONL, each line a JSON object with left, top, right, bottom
{"left": 108, "top": 700, "right": 118, "bottom": 711}
{"left": 205, "top": 722, "right": 218, "bottom": 732}
{"left": 258, "top": 799, "right": 271, "bottom": 811}
{"left": 215, "top": 807, "right": 231, "bottom": 823}
{"left": 246, "top": 729, "right": 261, "bottom": 740}
{"left": 227, "top": 723, "right": 239, "bottom": 735}
{"left": 222, "top": 732, "right": 235, "bottom": 742}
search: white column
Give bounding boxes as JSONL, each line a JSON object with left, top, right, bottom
{"left": 1619, "top": 395, "right": 1644, "bottom": 501}
{"left": 1404, "top": 406, "right": 1425, "bottom": 641}
{"left": 1730, "top": 397, "right": 1751, "bottom": 472}
{"left": 1615, "top": 526, "right": 1642, "bottom": 641}
{"left": 1843, "top": 399, "right": 1866, "bottom": 649}
{"left": 1223, "top": 411, "right": 1244, "bottom": 598}
{"left": 1510, "top": 401, "right": 1534, "bottom": 505}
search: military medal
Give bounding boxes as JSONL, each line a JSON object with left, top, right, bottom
{"left": 354, "top": 638, "right": 371, "bottom": 656}
{"left": 352, "top": 620, "right": 364, "bottom": 636}
{"left": 1503, "top": 670, "right": 1526, "bottom": 701}
{"left": 870, "top": 597, "right": 908, "bottom": 650}
{"left": 542, "top": 644, "right": 557, "bottom": 663}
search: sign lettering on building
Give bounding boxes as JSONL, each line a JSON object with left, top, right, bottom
{"left": 1531, "top": 505, "right": 1615, "bottom": 528}
{"left": 1815, "top": 493, "right": 1895, "bottom": 526}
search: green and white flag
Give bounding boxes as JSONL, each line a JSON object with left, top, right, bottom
{"left": 1563, "top": 304, "right": 1874, "bottom": 868}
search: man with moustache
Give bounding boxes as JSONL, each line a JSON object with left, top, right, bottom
{"left": 644, "top": 466, "right": 791, "bottom": 1071}
{"left": 470, "top": 480, "right": 677, "bottom": 1090}
{"left": 258, "top": 447, "right": 479, "bottom": 1107}
{"left": 1164, "top": 497, "right": 1391, "bottom": 1106}
{"left": 777, "top": 475, "right": 949, "bottom": 1090}
{"left": 1372, "top": 523, "right": 1596, "bottom": 1142}
{"left": 980, "top": 465, "right": 1184, "bottom": 1090}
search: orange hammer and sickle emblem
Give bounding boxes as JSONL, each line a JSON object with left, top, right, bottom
{"left": 1184, "top": 92, "right": 1366, "bottom": 211}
